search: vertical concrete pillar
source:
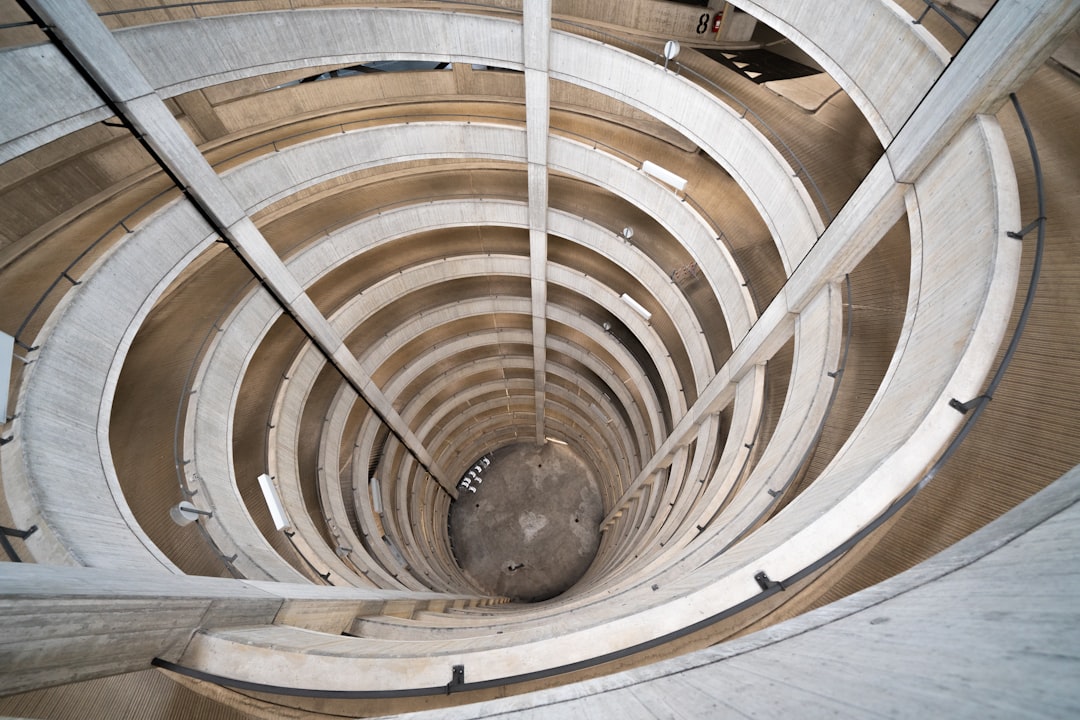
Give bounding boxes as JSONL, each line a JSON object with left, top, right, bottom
{"left": 524, "top": 0, "right": 552, "bottom": 444}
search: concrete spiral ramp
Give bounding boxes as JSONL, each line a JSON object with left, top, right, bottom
{"left": 1, "top": 0, "right": 1079, "bottom": 717}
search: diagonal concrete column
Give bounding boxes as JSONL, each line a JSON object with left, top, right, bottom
{"left": 524, "top": 0, "right": 552, "bottom": 444}
{"left": 24, "top": 0, "right": 453, "bottom": 492}
{"left": 605, "top": 0, "right": 1080, "bottom": 523}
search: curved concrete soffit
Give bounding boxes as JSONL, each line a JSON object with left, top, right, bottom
{"left": 266, "top": 350, "right": 385, "bottom": 588}
{"left": 318, "top": 255, "right": 687, "bottom": 414}
{"left": 350, "top": 295, "right": 665, "bottom": 453}
{"left": 547, "top": 30, "right": 823, "bottom": 268}
{"left": 119, "top": 8, "right": 820, "bottom": 271}
{"left": 181, "top": 268, "right": 600, "bottom": 588}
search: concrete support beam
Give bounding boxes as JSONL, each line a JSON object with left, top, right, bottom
{"left": 0, "top": 563, "right": 482, "bottom": 695}
{"left": 173, "top": 89, "right": 228, "bottom": 142}
{"left": 524, "top": 0, "right": 551, "bottom": 444}
{"left": 26, "top": 0, "right": 450, "bottom": 491}
{"left": 887, "top": 0, "right": 1080, "bottom": 182}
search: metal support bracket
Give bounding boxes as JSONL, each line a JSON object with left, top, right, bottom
{"left": 447, "top": 664, "right": 465, "bottom": 694}
{"left": 1, "top": 524, "right": 38, "bottom": 562}
{"left": 949, "top": 395, "right": 990, "bottom": 414}
{"left": 1007, "top": 216, "right": 1045, "bottom": 239}
{"left": 754, "top": 570, "right": 785, "bottom": 592}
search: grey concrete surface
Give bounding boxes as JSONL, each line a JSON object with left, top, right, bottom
{"left": 449, "top": 442, "right": 604, "bottom": 602}
{"left": 2, "top": 0, "right": 1077, "bottom": 713}
{"left": 387, "top": 463, "right": 1080, "bottom": 719}
{"left": 0, "top": 562, "right": 486, "bottom": 695}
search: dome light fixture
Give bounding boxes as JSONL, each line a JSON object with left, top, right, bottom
{"left": 169, "top": 500, "right": 213, "bottom": 526}
{"left": 663, "top": 40, "right": 680, "bottom": 70}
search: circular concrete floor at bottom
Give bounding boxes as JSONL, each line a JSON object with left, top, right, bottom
{"left": 449, "top": 441, "right": 604, "bottom": 602}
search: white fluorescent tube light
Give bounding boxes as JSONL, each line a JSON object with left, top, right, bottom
{"left": 641, "top": 160, "right": 687, "bottom": 192}
{"left": 620, "top": 293, "right": 652, "bottom": 321}
{"left": 257, "top": 473, "right": 290, "bottom": 530}
{"left": 546, "top": 437, "right": 568, "bottom": 446}
{"left": 370, "top": 476, "right": 383, "bottom": 515}
{"left": 0, "top": 332, "right": 12, "bottom": 423}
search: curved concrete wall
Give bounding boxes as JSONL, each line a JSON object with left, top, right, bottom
{"left": 384, "top": 463, "right": 1080, "bottom": 719}
{"left": 13, "top": 201, "right": 216, "bottom": 569}
{"left": 2, "top": 0, "right": 1062, "bottom": 712}
{"left": 730, "top": 0, "right": 950, "bottom": 141}
{"left": 166, "top": 112, "right": 1022, "bottom": 694}
{"left": 1, "top": 8, "right": 820, "bottom": 286}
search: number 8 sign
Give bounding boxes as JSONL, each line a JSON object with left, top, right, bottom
{"left": 696, "top": 12, "right": 723, "bottom": 34}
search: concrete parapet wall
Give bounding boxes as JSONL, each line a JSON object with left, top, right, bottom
{"left": 165, "top": 113, "right": 1021, "bottom": 694}
{"left": 730, "top": 0, "right": 950, "bottom": 141}
{"left": 12, "top": 200, "right": 215, "bottom": 569}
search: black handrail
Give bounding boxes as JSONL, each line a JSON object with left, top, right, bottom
{"left": 11, "top": 184, "right": 177, "bottom": 352}
{"left": 1, "top": 523, "right": 38, "bottom": 562}
{"left": 913, "top": 0, "right": 973, "bottom": 41}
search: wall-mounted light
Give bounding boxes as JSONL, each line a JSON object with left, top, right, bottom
{"left": 1, "top": 331, "right": 13, "bottom": 429}
{"left": 546, "top": 437, "right": 568, "bottom": 446}
{"left": 641, "top": 160, "right": 687, "bottom": 192}
{"left": 620, "top": 293, "right": 652, "bottom": 321}
{"left": 170, "top": 500, "right": 213, "bottom": 526}
{"left": 369, "top": 476, "right": 383, "bottom": 515}
{"left": 257, "top": 473, "right": 290, "bottom": 530}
